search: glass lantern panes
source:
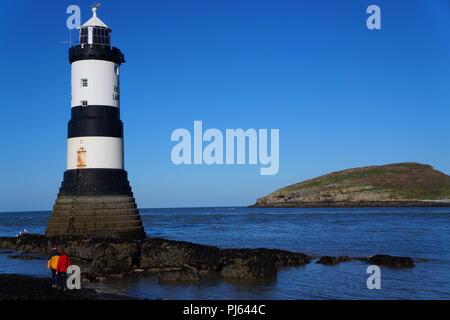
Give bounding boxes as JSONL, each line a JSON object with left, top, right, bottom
{"left": 79, "top": 26, "right": 110, "bottom": 46}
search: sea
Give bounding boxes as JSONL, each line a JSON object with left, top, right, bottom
{"left": 0, "top": 207, "right": 449, "bottom": 300}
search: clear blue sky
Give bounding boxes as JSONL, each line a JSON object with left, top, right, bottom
{"left": 0, "top": 0, "right": 449, "bottom": 211}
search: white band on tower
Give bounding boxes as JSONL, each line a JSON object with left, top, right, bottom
{"left": 71, "top": 60, "right": 120, "bottom": 108}
{"left": 67, "top": 137, "right": 124, "bottom": 170}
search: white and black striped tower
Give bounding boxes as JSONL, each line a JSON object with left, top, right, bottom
{"left": 46, "top": 7, "right": 145, "bottom": 239}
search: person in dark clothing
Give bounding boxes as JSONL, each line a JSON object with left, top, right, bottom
{"left": 56, "top": 250, "right": 72, "bottom": 290}
{"left": 47, "top": 246, "right": 60, "bottom": 288}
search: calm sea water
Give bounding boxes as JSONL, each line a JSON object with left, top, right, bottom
{"left": 1, "top": 207, "right": 449, "bottom": 299}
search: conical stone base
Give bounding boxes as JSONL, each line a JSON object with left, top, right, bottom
{"left": 46, "top": 195, "right": 145, "bottom": 239}
{"left": 46, "top": 169, "right": 146, "bottom": 239}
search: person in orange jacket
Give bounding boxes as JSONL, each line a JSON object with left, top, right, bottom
{"left": 47, "top": 245, "right": 60, "bottom": 288}
{"left": 56, "top": 250, "right": 72, "bottom": 290}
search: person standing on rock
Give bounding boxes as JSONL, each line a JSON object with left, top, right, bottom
{"left": 56, "top": 250, "right": 72, "bottom": 290}
{"left": 47, "top": 245, "right": 60, "bottom": 288}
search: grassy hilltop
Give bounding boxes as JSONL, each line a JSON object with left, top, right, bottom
{"left": 252, "top": 163, "right": 450, "bottom": 208}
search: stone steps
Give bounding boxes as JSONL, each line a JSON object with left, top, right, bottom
{"left": 48, "top": 214, "right": 141, "bottom": 223}
{"left": 45, "top": 195, "right": 146, "bottom": 239}
{"left": 55, "top": 196, "right": 136, "bottom": 204}
{"left": 50, "top": 208, "right": 140, "bottom": 217}
{"left": 53, "top": 202, "right": 137, "bottom": 210}
{"left": 47, "top": 219, "right": 143, "bottom": 229}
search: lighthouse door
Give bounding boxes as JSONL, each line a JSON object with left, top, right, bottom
{"left": 77, "top": 147, "right": 87, "bottom": 168}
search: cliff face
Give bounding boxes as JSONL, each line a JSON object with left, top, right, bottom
{"left": 252, "top": 163, "right": 450, "bottom": 207}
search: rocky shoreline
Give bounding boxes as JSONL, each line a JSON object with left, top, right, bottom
{"left": 0, "top": 274, "right": 135, "bottom": 300}
{"left": 0, "top": 234, "right": 414, "bottom": 285}
{"left": 249, "top": 200, "right": 450, "bottom": 208}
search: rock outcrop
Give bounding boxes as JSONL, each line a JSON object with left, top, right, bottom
{"left": 251, "top": 163, "right": 450, "bottom": 207}
{"left": 0, "top": 234, "right": 415, "bottom": 282}
{"left": 363, "top": 254, "right": 414, "bottom": 268}
{"left": 316, "top": 255, "right": 414, "bottom": 268}
{"left": 0, "top": 234, "right": 314, "bottom": 281}
{"left": 316, "top": 256, "right": 354, "bottom": 265}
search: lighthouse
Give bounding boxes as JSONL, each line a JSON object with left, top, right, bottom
{"left": 46, "top": 7, "right": 145, "bottom": 239}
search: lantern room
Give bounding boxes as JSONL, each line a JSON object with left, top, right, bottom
{"left": 79, "top": 7, "right": 111, "bottom": 46}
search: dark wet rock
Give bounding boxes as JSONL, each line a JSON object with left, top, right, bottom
{"left": 315, "top": 254, "right": 414, "bottom": 268}
{"left": 140, "top": 238, "right": 222, "bottom": 274}
{"left": 364, "top": 254, "right": 414, "bottom": 268}
{"left": 219, "top": 248, "right": 312, "bottom": 280}
{"left": 15, "top": 234, "right": 49, "bottom": 254}
{"left": 0, "top": 274, "right": 135, "bottom": 300}
{"left": 258, "top": 248, "right": 313, "bottom": 267}
{"left": 55, "top": 238, "right": 98, "bottom": 261}
{"left": 316, "top": 256, "right": 353, "bottom": 265}
{"left": 0, "top": 237, "right": 16, "bottom": 250}
{"left": 220, "top": 250, "right": 277, "bottom": 280}
{"left": 94, "top": 276, "right": 108, "bottom": 282}
{"left": 159, "top": 268, "right": 201, "bottom": 282}
{"left": 89, "top": 242, "right": 141, "bottom": 276}
{"left": 0, "top": 234, "right": 415, "bottom": 282}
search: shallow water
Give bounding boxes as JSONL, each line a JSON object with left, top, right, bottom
{"left": 0, "top": 207, "right": 449, "bottom": 299}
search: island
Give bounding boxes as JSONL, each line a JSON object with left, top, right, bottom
{"left": 251, "top": 163, "right": 450, "bottom": 208}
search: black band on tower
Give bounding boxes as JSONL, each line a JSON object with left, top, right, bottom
{"left": 68, "top": 105, "right": 123, "bottom": 138}
{"left": 69, "top": 44, "right": 125, "bottom": 65}
{"left": 58, "top": 169, "right": 133, "bottom": 197}
{"left": 71, "top": 105, "right": 120, "bottom": 118}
